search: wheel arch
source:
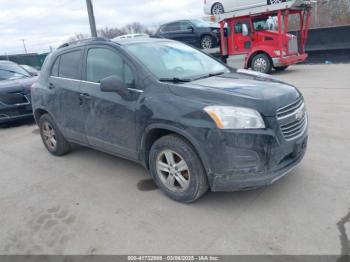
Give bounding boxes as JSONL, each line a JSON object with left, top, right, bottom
{"left": 34, "top": 108, "right": 49, "bottom": 124}
{"left": 141, "top": 124, "right": 211, "bottom": 176}
{"left": 246, "top": 50, "right": 273, "bottom": 69}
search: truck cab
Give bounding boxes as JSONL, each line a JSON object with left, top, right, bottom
{"left": 217, "top": 0, "right": 312, "bottom": 73}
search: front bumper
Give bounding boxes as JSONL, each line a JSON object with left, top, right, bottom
{"left": 0, "top": 95, "right": 33, "bottom": 123}
{"left": 272, "top": 53, "right": 308, "bottom": 67}
{"left": 197, "top": 120, "right": 308, "bottom": 192}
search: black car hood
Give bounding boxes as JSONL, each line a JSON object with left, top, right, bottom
{"left": 0, "top": 77, "right": 38, "bottom": 93}
{"left": 168, "top": 71, "right": 301, "bottom": 116}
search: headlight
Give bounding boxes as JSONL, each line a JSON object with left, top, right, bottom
{"left": 204, "top": 106, "right": 265, "bottom": 129}
{"left": 274, "top": 50, "right": 287, "bottom": 56}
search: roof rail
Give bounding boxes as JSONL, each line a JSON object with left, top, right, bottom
{"left": 58, "top": 37, "right": 110, "bottom": 49}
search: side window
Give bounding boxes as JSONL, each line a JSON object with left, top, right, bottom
{"left": 167, "top": 22, "right": 180, "bottom": 32}
{"left": 234, "top": 21, "right": 250, "bottom": 34}
{"left": 51, "top": 57, "right": 60, "bottom": 77}
{"left": 179, "top": 21, "right": 191, "bottom": 31}
{"left": 59, "top": 50, "right": 81, "bottom": 80}
{"left": 86, "top": 48, "right": 135, "bottom": 87}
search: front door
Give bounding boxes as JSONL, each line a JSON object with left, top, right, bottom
{"left": 233, "top": 20, "right": 252, "bottom": 54}
{"left": 80, "top": 46, "right": 140, "bottom": 160}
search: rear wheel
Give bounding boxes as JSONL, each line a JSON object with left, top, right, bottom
{"left": 39, "top": 114, "right": 71, "bottom": 156}
{"left": 200, "top": 35, "right": 213, "bottom": 49}
{"left": 251, "top": 53, "right": 272, "bottom": 74}
{"left": 211, "top": 3, "right": 224, "bottom": 15}
{"left": 274, "top": 66, "right": 289, "bottom": 71}
{"left": 267, "top": 0, "right": 283, "bottom": 4}
{"left": 149, "top": 135, "right": 208, "bottom": 203}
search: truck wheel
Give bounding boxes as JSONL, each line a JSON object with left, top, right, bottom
{"left": 39, "top": 114, "right": 71, "bottom": 156}
{"left": 251, "top": 54, "right": 272, "bottom": 74}
{"left": 200, "top": 35, "right": 213, "bottom": 49}
{"left": 211, "top": 3, "right": 224, "bottom": 15}
{"left": 149, "top": 135, "right": 209, "bottom": 203}
{"left": 274, "top": 66, "right": 289, "bottom": 71}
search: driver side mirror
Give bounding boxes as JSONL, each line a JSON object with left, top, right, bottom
{"left": 242, "top": 24, "right": 249, "bottom": 36}
{"left": 100, "top": 75, "right": 129, "bottom": 97}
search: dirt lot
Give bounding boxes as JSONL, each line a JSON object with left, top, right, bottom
{"left": 0, "top": 64, "right": 349, "bottom": 255}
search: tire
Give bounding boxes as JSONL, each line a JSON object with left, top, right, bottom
{"left": 200, "top": 35, "right": 213, "bottom": 49}
{"left": 267, "top": 0, "right": 283, "bottom": 4}
{"left": 39, "top": 114, "right": 71, "bottom": 156}
{"left": 211, "top": 2, "right": 224, "bottom": 15}
{"left": 251, "top": 53, "right": 272, "bottom": 74}
{"left": 149, "top": 135, "right": 209, "bottom": 203}
{"left": 274, "top": 66, "right": 289, "bottom": 71}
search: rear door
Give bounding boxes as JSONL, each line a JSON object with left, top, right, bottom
{"left": 79, "top": 45, "right": 141, "bottom": 160}
{"left": 49, "top": 49, "right": 88, "bottom": 143}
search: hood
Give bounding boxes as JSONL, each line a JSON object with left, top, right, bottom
{"left": 168, "top": 70, "right": 301, "bottom": 116}
{"left": 0, "top": 76, "right": 38, "bottom": 93}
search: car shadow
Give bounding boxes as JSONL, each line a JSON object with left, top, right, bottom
{"left": 0, "top": 118, "right": 35, "bottom": 129}
{"left": 63, "top": 144, "right": 297, "bottom": 206}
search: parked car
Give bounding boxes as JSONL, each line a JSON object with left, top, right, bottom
{"left": 32, "top": 38, "right": 308, "bottom": 202}
{"left": 154, "top": 19, "right": 220, "bottom": 49}
{"left": 0, "top": 60, "right": 38, "bottom": 123}
{"left": 204, "top": 0, "right": 287, "bottom": 15}
{"left": 20, "top": 64, "right": 40, "bottom": 76}
{"left": 113, "top": 33, "right": 149, "bottom": 40}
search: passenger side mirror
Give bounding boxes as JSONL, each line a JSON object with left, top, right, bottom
{"left": 242, "top": 24, "right": 249, "bottom": 36}
{"left": 100, "top": 75, "right": 129, "bottom": 97}
{"left": 187, "top": 26, "right": 194, "bottom": 32}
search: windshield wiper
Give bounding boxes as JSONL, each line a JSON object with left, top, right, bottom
{"left": 193, "top": 71, "right": 226, "bottom": 81}
{"left": 0, "top": 69, "right": 29, "bottom": 78}
{"left": 159, "top": 77, "right": 191, "bottom": 83}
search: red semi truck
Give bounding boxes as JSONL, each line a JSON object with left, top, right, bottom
{"left": 217, "top": 0, "right": 312, "bottom": 73}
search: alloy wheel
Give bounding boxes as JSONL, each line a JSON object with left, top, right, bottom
{"left": 270, "top": 0, "right": 282, "bottom": 4}
{"left": 42, "top": 121, "right": 57, "bottom": 151}
{"left": 212, "top": 3, "right": 224, "bottom": 15}
{"left": 201, "top": 36, "right": 213, "bottom": 49}
{"left": 156, "top": 149, "right": 190, "bottom": 192}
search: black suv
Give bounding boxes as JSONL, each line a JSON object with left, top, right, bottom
{"left": 32, "top": 38, "right": 308, "bottom": 202}
{"left": 154, "top": 19, "right": 220, "bottom": 49}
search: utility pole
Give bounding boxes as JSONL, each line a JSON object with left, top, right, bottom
{"left": 86, "top": 0, "right": 97, "bottom": 37}
{"left": 21, "top": 39, "right": 27, "bottom": 54}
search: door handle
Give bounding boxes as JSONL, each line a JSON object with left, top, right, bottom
{"left": 80, "top": 93, "right": 91, "bottom": 99}
{"left": 48, "top": 83, "right": 55, "bottom": 90}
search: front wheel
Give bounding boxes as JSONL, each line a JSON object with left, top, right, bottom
{"left": 149, "top": 135, "right": 209, "bottom": 203}
{"left": 251, "top": 53, "right": 272, "bottom": 74}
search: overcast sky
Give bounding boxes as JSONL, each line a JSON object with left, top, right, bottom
{"left": 0, "top": 0, "right": 203, "bottom": 55}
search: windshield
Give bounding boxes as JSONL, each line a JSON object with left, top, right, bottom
{"left": 125, "top": 41, "right": 230, "bottom": 80}
{"left": 0, "top": 63, "right": 31, "bottom": 80}
{"left": 190, "top": 19, "right": 212, "bottom": 28}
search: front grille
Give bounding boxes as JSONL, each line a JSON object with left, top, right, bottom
{"left": 277, "top": 98, "right": 303, "bottom": 118}
{"left": 288, "top": 35, "right": 298, "bottom": 54}
{"left": 277, "top": 99, "right": 307, "bottom": 140}
{"left": 0, "top": 93, "right": 29, "bottom": 105}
